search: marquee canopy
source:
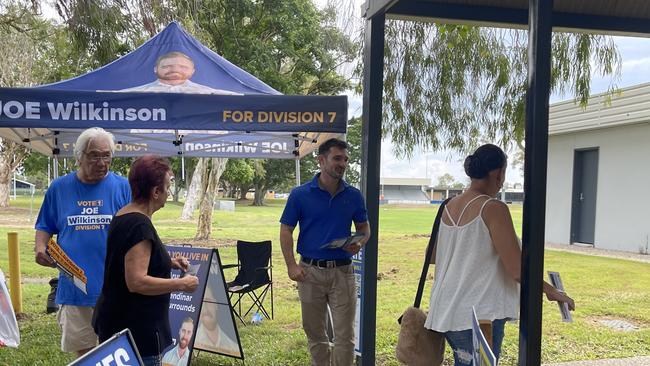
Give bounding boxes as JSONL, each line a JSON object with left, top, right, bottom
{"left": 0, "top": 22, "right": 347, "bottom": 159}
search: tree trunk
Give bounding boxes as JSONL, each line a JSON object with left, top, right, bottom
{"left": 0, "top": 140, "right": 27, "bottom": 207}
{"left": 238, "top": 183, "right": 251, "bottom": 200}
{"left": 180, "top": 158, "right": 204, "bottom": 220}
{"left": 252, "top": 183, "right": 266, "bottom": 206}
{"left": 0, "top": 163, "right": 10, "bottom": 208}
{"left": 195, "top": 158, "right": 228, "bottom": 240}
{"left": 172, "top": 180, "right": 181, "bottom": 202}
{"left": 224, "top": 183, "right": 235, "bottom": 198}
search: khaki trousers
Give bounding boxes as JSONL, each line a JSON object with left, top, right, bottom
{"left": 298, "top": 262, "right": 357, "bottom": 366}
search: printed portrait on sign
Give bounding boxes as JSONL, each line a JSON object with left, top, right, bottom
{"left": 122, "top": 51, "right": 240, "bottom": 95}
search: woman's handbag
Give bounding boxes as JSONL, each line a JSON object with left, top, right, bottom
{"left": 396, "top": 199, "right": 450, "bottom": 366}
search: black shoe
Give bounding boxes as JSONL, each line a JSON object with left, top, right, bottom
{"left": 47, "top": 278, "right": 58, "bottom": 314}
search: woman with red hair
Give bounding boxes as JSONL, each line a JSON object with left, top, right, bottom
{"left": 93, "top": 155, "right": 198, "bottom": 366}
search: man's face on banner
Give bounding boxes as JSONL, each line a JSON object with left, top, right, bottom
{"left": 202, "top": 303, "right": 218, "bottom": 332}
{"left": 178, "top": 320, "right": 194, "bottom": 350}
{"left": 155, "top": 55, "right": 195, "bottom": 86}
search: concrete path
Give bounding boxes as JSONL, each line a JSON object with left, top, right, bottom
{"left": 544, "top": 356, "right": 650, "bottom": 366}
{"left": 545, "top": 242, "right": 650, "bottom": 263}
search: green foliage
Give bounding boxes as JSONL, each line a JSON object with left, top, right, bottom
{"left": 221, "top": 158, "right": 255, "bottom": 198}
{"left": 344, "top": 117, "right": 362, "bottom": 186}
{"left": 299, "top": 153, "right": 319, "bottom": 185}
{"left": 222, "top": 159, "right": 254, "bottom": 187}
{"left": 380, "top": 23, "right": 621, "bottom": 157}
{"left": 436, "top": 173, "right": 456, "bottom": 188}
{"left": 52, "top": 0, "right": 355, "bottom": 97}
{"left": 21, "top": 153, "right": 48, "bottom": 178}
{"left": 252, "top": 159, "right": 296, "bottom": 205}
{"left": 180, "top": 0, "right": 355, "bottom": 95}
{"left": 451, "top": 181, "right": 465, "bottom": 189}
{"left": 54, "top": 0, "right": 149, "bottom": 69}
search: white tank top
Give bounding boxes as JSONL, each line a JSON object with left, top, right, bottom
{"left": 424, "top": 195, "right": 519, "bottom": 332}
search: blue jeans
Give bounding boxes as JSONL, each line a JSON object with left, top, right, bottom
{"left": 141, "top": 354, "right": 162, "bottom": 366}
{"left": 444, "top": 318, "right": 507, "bottom": 366}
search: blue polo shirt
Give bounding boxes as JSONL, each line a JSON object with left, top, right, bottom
{"left": 280, "top": 174, "right": 368, "bottom": 260}
{"left": 35, "top": 171, "right": 131, "bottom": 306}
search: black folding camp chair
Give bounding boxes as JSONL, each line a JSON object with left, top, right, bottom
{"left": 224, "top": 240, "right": 274, "bottom": 324}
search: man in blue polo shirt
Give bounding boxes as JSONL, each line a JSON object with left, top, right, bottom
{"left": 34, "top": 127, "right": 130, "bottom": 359}
{"left": 280, "top": 138, "right": 370, "bottom": 366}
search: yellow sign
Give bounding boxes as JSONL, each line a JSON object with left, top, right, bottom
{"left": 47, "top": 238, "right": 88, "bottom": 294}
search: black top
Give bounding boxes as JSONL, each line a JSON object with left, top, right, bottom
{"left": 92, "top": 212, "right": 173, "bottom": 356}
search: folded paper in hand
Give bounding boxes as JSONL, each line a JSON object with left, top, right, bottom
{"left": 320, "top": 232, "right": 365, "bottom": 250}
{"left": 46, "top": 238, "right": 88, "bottom": 295}
{"left": 181, "top": 263, "right": 201, "bottom": 278}
{"left": 548, "top": 271, "right": 572, "bottom": 322}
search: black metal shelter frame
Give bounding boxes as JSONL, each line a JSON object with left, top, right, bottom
{"left": 359, "top": 1, "right": 650, "bottom": 365}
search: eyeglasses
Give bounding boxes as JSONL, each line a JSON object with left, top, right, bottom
{"left": 84, "top": 153, "right": 112, "bottom": 163}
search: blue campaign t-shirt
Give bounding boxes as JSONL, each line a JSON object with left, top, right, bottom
{"left": 35, "top": 171, "right": 131, "bottom": 306}
{"left": 279, "top": 174, "right": 368, "bottom": 260}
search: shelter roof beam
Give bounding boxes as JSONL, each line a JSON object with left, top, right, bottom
{"left": 386, "top": 1, "right": 650, "bottom": 37}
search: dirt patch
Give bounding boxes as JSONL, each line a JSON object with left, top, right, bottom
{"left": 163, "top": 238, "right": 236, "bottom": 248}
{"left": 586, "top": 316, "right": 648, "bottom": 331}
{"left": 404, "top": 234, "right": 430, "bottom": 239}
{"left": 377, "top": 267, "right": 400, "bottom": 281}
{"left": 0, "top": 207, "right": 35, "bottom": 228}
{"left": 281, "top": 322, "right": 302, "bottom": 332}
{"left": 15, "top": 312, "right": 32, "bottom": 321}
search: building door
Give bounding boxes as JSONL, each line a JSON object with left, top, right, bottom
{"left": 570, "top": 148, "right": 599, "bottom": 244}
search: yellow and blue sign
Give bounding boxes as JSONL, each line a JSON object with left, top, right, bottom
{"left": 472, "top": 307, "right": 497, "bottom": 366}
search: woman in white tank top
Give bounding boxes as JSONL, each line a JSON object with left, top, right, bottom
{"left": 424, "top": 144, "right": 575, "bottom": 366}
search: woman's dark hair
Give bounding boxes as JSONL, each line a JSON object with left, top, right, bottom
{"left": 129, "top": 155, "right": 171, "bottom": 202}
{"left": 463, "top": 144, "right": 507, "bottom": 179}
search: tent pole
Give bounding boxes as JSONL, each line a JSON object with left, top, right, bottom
{"left": 295, "top": 158, "right": 301, "bottom": 187}
{"left": 53, "top": 156, "right": 59, "bottom": 178}
{"left": 181, "top": 156, "right": 186, "bottom": 181}
{"left": 53, "top": 134, "right": 60, "bottom": 178}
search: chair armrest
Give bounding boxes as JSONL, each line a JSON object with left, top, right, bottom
{"left": 222, "top": 263, "right": 240, "bottom": 269}
{"left": 254, "top": 266, "right": 272, "bottom": 271}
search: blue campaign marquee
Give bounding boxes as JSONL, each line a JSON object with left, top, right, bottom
{"left": 0, "top": 22, "right": 346, "bottom": 159}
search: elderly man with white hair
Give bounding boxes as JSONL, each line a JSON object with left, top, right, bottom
{"left": 34, "top": 127, "right": 130, "bottom": 359}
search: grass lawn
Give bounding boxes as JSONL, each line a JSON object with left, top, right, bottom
{"left": 0, "top": 196, "right": 648, "bottom": 365}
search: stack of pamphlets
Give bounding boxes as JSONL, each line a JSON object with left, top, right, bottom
{"left": 548, "top": 271, "right": 572, "bottom": 322}
{"left": 47, "top": 238, "right": 87, "bottom": 294}
{"left": 320, "top": 232, "right": 366, "bottom": 250}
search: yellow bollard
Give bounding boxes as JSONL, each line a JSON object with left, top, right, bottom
{"left": 7, "top": 232, "right": 22, "bottom": 314}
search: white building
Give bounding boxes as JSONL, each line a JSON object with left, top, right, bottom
{"left": 380, "top": 177, "right": 431, "bottom": 204}
{"left": 546, "top": 83, "right": 650, "bottom": 254}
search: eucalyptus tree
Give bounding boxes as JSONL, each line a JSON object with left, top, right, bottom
{"left": 220, "top": 159, "right": 254, "bottom": 200}
{"left": 0, "top": 2, "right": 51, "bottom": 206}
{"left": 379, "top": 23, "right": 620, "bottom": 158}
